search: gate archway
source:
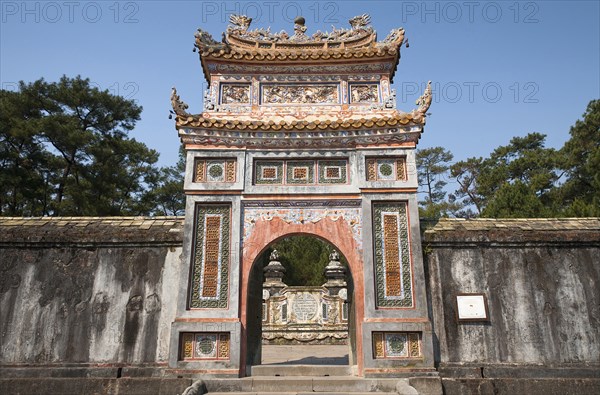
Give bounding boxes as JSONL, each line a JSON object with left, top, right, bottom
{"left": 240, "top": 212, "right": 365, "bottom": 375}
{"left": 168, "top": 13, "right": 436, "bottom": 378}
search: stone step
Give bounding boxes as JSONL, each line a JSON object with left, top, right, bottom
{"left": 203, "top": 376, "right": 412, "bottom": 393}
{"left": 205, "top": 392, "right": 398, "bottom": 395}
{"left": 250, "top": 364, "right": 352, "bottom": 377}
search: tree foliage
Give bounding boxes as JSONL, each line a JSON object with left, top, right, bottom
{"left": 416, "top": 147, "right": 460, "bottom": 218}
{"left": 420, "top": 99, "right": 599, "bottom": 218}
{"left": 556, "top": 99, "right": 600, "bottom": 216}
{"left": 0, "top": 76, "right": 184, "bottom": 216}
{"left": 261, "top": 236, "right": 349, "bottom": 286}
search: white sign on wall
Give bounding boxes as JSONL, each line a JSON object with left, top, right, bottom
{"left": 456, "top": 294, "right": 489, "bottom": 322}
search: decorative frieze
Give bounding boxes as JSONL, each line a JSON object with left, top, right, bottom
{"left": 180, "top": 332, "right": 230, "bottom": 360}
{"left": 372, "top": 202, "right": 413, "bottom": 308}
{"left": 261, "top": 84, "right": 339, "bottom": 104}
{"left": 194, "top": 159, "right": 236, "bottom": 183}
{"left": 366, "top": 157, "right": 407, "bottom": 181}
{"left": 254, "top": 159, "right": 348, "bottom": 185}
{"left": 372, "top": 332, "right": 421, "bottom": 358}
{"left": 242, "top": 203, "right": 362, "bottom": 249}
{"left": 190, "top": 204, "right": 230, "bottom": 308}
{"left": 207, "top": 62, "right": 394, "bottom": 74}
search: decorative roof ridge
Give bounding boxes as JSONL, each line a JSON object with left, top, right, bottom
{"left": 194, "top": 14, "right": 405, "bottom": 54}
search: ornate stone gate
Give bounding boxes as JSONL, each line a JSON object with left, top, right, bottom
{"left": 168, "top": 14, "right": 434, "bottom": 377}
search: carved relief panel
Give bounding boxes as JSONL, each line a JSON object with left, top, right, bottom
{"left": 350, "top": 83, "right": 380, "bottom": 103}
{"left": 220, "top": 83, "right": 251, "bottom": 104}
{"left": 261, "top": 83, "right": 340, "bottom": 105}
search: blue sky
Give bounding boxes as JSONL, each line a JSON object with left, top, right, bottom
{"left": 1, "top": 0, "right": 599, "bottom": 169}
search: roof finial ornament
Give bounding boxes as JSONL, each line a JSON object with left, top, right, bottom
{"left": 228, "top": 14, "right": 253, "bottom": 33}
{"left": 290, "top": 16, "right": 308, "bottom": 41}
{"left": 171, "top": 87, "right": 190, "bottom": 116}
{"left": 349, "top": 14, "right": 371, "bottom": 29}
{"left": 416, "top": 81, "right": 432, "bottom": 114}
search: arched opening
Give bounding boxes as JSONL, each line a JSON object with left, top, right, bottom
{"left": 244, "top": 233, "right": 359, "bottom": 374}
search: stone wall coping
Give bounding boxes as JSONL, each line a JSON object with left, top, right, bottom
{"left": 0, "top": 216, "right": 185, "bottom": 246}
{"left": 423, "top": 218, "right": 600, "bottom": 246}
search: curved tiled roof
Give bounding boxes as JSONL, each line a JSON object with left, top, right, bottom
{"left": 174, "top": 111, "right": 427, "bottom": 130}
{"left": 194, "top": 14, "right": 406, "bottom": 82}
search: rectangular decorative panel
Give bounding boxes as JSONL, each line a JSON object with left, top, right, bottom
{"left": 350, "top": 83, "right": 380, "bottom": 103}
{"left": 261, "top": 84, "right": 339, "bottom": 104}
{"left": 194, "top": 159, "right": 236, "bottom": 183}
{"left": 318, "top": 160, "right": 348, "bottom": 184}
{"left": 180, "top": 332, "right": 230, "bottom": 360}
{"left": 372, "top": 332, "right": 421, "bottom": 359}
{"left": 190, "top": 204, "right": 230, "bottom": 308}
{"left": 366, "top": 157, "right": 407, "bottom": 181}
{"left": 220, "top": 84, "right": 250, "bottom": 104}
{"left": 255, "top": 161, "right": 284, "bottom": 184}
{"left": 373, "top": 202, "right": 413, "bottom": 308}
{"left": 286, "top": 161, "right": 315, "bottom": 184}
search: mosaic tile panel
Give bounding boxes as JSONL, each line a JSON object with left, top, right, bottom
{"left": 206, "top": 161, "right": 225, "bottom": 182}
{"left": 225, "top": 160, "right": 236, "bottom": 182}
{"left": 218, "top": 333, "right": 230, "bottom": 359}
{"left": 318, "top": 160, "right": 348, "bottom": 184}
{"left": 373, "top": 202, "right": 413, "bottom": 308}
{"left": 182, "top": 333, "right": 194, "bottom": 359}
{"left": 372, "top": 332, "right": 421, "bottom": 359}
{"left": 255, "top": 161, "right": 284, "bottom": 184}
{"left": 286, "top": 161, "right": 315, "bottom": 184}
{"left": 194, "top": 159, "right": 236, "bottom": 183}
{"left": 373, "top": 332, "right": 385, "bottom": 358}
{"left": 408, "top": 333, "right": 421, "bottom": 357}
{"left": 377, "top": 159, "right": 396, "bottom": 181}
{"left": 180, "top": 332, "right": 230, "bottom": 360}
{"left": 195, "top": 159, "right": 206, "bottom": 182}
{"left": 396, "top": 158, "right": 407, "bottom": 181}
{"left": 221, "top": 84, "right": 250, "bottom": 104}
{"left": 190, "top": 204, "right": 230, "bottom": 308}
{"left": 350, "top": 83, "right": 380, "bottom": 103}
{"left": 366, "top": 157, "right": 407, "bottom": 181}
{"left": 261, "top": 84, "right": 339, "bottom": 104}
{"left": 366, "top": 159, "right": 377, "bottom": 181}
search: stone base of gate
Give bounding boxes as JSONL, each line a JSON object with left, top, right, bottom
{"left": 168, "top": 321, "right": 242, "bottom": 377}
{"left": 361, "top": 321, "right": 436, "bottom": 374}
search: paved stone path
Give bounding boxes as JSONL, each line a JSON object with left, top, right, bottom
{"left": 261, "top": 345, "right": 350, "bottom": 365}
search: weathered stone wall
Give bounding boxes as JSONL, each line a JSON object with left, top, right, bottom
{"left": 1, "top": 217, "right": 599, "bottom": 394}
{"left": 0, "top": 217, "right": 184, "bottom": 377}
{"left": 423, "top": 218, "right": 600, "bottom": 393}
